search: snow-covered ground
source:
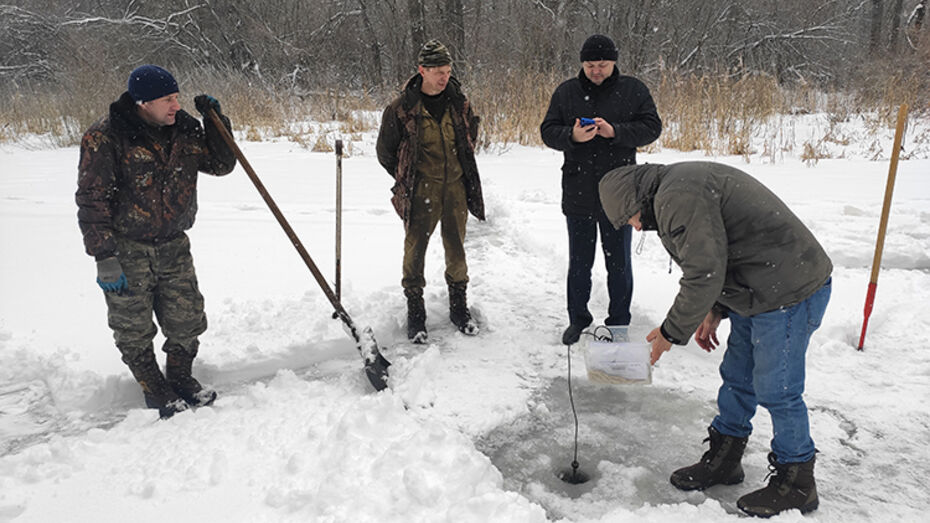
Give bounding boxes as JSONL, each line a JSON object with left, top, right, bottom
{"left": 1, "top": 118, "right": 929, "bottom": 522}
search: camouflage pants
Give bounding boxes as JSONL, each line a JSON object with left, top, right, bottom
{"left": 402, "top": 175, "right": 469, "bottom": 290}
{"left": 104, "top": 234, "right": 207, "bottom": 367}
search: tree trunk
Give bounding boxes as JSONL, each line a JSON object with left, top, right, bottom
{"left": 444, "top": 0, "right": 465, "bottom": 66}
{"left": 471, "top": 0, "right": 483, "bottom": 68}
{"left": 407, "top": 0, "right": 426, "bottom": 56}
{"left": 357, "top": 0, "right": 384, "bottom": 88}
{"left": 870, "top": 0, "right": 884, "bottom": 54}
{"left": 915, "top": 0, "right": 927, "bottom": 31}
{"left": 889, "top": 0, "right": 904, "bottom": 52}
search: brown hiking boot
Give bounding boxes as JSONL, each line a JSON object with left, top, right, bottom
{"left": 405, "top": 287, "right": 428, "bottom": 343}
{"left": 127, "top": 354, "right": 189, "bottom": 419}
{"left": 737, "top": 453, "right": 818, "bottom": 517}
{"left": 670, "top": 426, "right": 748, "bottom": 491}
{"left": 448, "top": 282, "right": 478, "bottom": 336}
{"left": 166, "top": 351, "right": 217, "bottom": 408}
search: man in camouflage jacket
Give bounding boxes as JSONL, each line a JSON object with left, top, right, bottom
{"left": 76, "top": 65, "right": 236, "bottom": 418}
{"left": 376, "top": 40, "right": 484, "bottom": 343}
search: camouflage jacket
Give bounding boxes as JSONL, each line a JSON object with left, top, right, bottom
{"left": 376, "top": 74, "right": 484, "bottom": 226}
{"left": 76, "top": 91, "right": 236, "bottom": 259}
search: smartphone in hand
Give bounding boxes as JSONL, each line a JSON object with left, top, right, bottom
{"left": 579, "top": 117, "right": 596, "bottom": 127}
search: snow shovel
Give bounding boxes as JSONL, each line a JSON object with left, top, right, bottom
{"left": 205, "top": 108, "right": 391, "bottom": 391}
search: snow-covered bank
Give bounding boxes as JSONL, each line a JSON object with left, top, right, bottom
{"left": 2, "top": 129, "right": 929, "bottom": 521}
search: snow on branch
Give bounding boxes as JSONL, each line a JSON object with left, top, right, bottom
{"left": 59, "top": 4, "right": 205, "bottom": 31}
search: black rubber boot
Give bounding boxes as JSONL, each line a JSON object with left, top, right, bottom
{"left": 405, "top": 287, "right": 428, "bottom": 343}
{"left": 737, "top": 453, "right": 818, "bottom": 517}
{"left": 448, "top": 282, "right": 478, "bottom": 335}
{"left": 561, "top": 324, "right": 585, "bottom": 345}
{"left": 670, "top": 426, "right": 748, "bottom": 491}
{"left": 127, "top": 354, "right": 189, "bottom": 419}
{"left": 166, "top": 351, "right": 217, "bottom": 408}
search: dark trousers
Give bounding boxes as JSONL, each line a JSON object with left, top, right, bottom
{"left": 565, "top": 213, "right": 633, "bottom": 327}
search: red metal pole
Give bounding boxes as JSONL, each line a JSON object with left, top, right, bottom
{"left": 857, "top": 283, "right": 877, "bottom": 350}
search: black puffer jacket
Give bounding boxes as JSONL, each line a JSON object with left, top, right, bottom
{"left": 540, "top": 68, "right": 661, "bottom": 216}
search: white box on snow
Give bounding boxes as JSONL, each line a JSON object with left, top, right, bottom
{"left": 583, "top": 340, "right": 652, "bottom": 385}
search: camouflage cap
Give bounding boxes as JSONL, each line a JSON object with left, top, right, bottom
{"left": 417, "top": 39, "right": 453, "bottom": 67}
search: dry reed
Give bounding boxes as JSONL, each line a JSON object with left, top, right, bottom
{"left": 2, "top": 65, "right": 926, "bottom": 160}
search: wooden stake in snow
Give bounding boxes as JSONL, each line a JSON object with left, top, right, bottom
{"left": 858, "top": 104, "right": 908, "bottom": 351}
{"left": 335, "top": 139, "right": 343, "bottom": 303}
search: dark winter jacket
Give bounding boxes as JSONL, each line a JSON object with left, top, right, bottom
{"left": 599, "top": 161, "right": 833, "bottom": 344}
{"left": 76, "top": 91, "right": 236, "bottom": 259}
{"left": 376, "top": 74, "right": 484, "bottom": 226}
{"left": 541, "top": 68, "right": 661, "bottom": 216}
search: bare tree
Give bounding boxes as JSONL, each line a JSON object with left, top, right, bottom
{"left": 408, "top": 0, "right": 426, "bottom": 55}
{"left": 871, "top": 0, "right": 885, "bottom": 53}
{"left": 890, "top": 0, "right": 906, "bottom": 50}
{"left": 357, "top": 0, "right": 385, "bottom": 87}
{"left": 0, "top": 6, "right": 58, "bottom": 82}
{"left": 0, "top": 0, "right": 923, "bottom": 96}
{"left": 443, "top": 0, "right": 465, "bottom": 66}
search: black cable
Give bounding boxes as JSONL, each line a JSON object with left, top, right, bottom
{"left": 567, "top": 344, "right": 580, "bottom": 480}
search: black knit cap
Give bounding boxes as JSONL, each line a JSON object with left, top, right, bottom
{"left": 580, "top": 34, "right": 618, "bottom": 62}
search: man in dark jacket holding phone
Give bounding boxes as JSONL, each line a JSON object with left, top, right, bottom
{"left": 540, "top": 34, "right": 662, "bottom": 345}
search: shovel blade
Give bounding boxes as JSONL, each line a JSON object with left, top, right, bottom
{"left": 364, "top": 352, "right": 392, "bottom": 391}
{"left": 357, "top": 326, "right": 391, "bottom": 391}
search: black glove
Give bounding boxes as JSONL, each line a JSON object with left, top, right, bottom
{"left": 194, "top": 94, "right": 221, "bottom": 117}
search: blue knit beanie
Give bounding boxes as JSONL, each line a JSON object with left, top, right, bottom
{"left": 127, "top": 65, "right": 179, "bottom": 103}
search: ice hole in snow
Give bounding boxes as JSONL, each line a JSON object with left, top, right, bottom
{"left": 476, "top": 377, "right": 741, "bottom": 518}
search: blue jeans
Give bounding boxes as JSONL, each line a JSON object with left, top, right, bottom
{"left": 711, "top": 279, "right": 831, "bottom": 464}
{"left": 565, "top": 213, "right": 633, "bottom": 327}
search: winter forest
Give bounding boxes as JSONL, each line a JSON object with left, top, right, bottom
{"left": 3, "top": 0, "right": 929, "bottom": 87}
{"left": 2, "top": 1, "right": 930, "bottom": 522}
{"left": 1, "top": 0, "right": 929, "bottom": 150}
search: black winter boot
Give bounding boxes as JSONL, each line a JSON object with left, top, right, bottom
{"left": 561, "top": 316, "right": 592, "bottom": 345}
{"left": 127, "top": 354, "right": 189, "bottom": 419}
{"left": 737, "top": 453, "right": 818, "bottom": 517}
{"left": 561, "top": 324, "right": 585, "bottom": 345}
{"left": 448, "top": 282, "right": 478, "bottom": 336}
{"left": 405, "top": 287, "right": 428, "bottom": 344}
{"left": 670, "top": 426, "right": 748, "bottom": 491}
{"left": 166, "top": 351, "right": 217, "bottom": 408}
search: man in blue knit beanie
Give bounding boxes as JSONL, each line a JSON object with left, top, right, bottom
{"left": 76, "top": 65, "right": 236, "bottom": 419}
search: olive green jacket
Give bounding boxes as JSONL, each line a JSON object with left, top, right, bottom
{"left": 376, "top": 74, "right": 484, "bottom": 227}
{"left": 599, "top": 161, "right": 833, "bottom": 344}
